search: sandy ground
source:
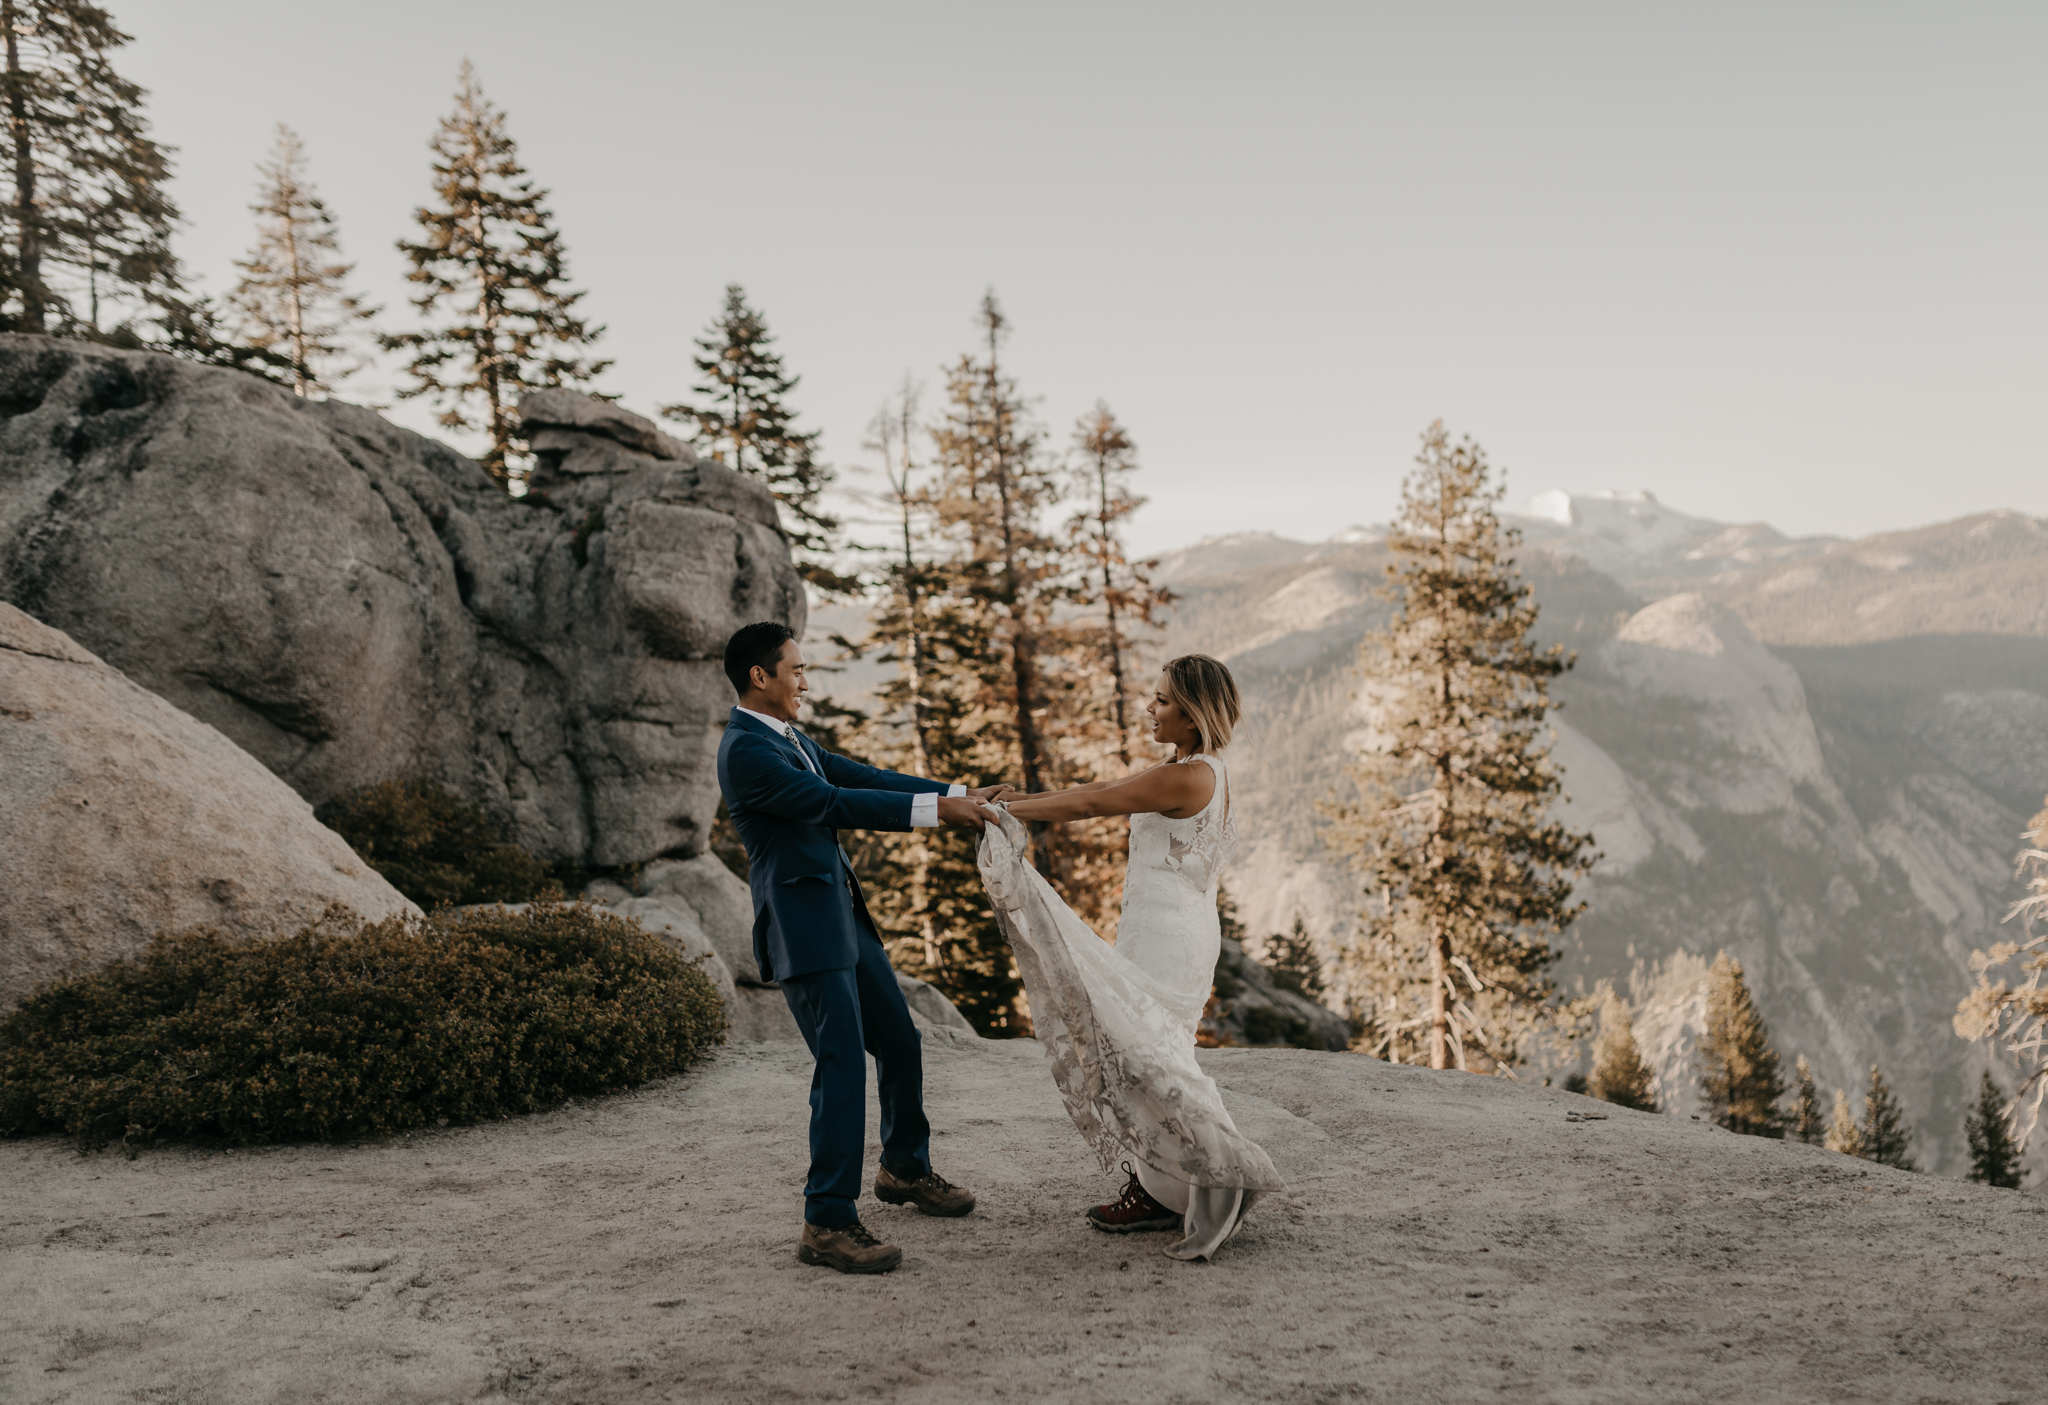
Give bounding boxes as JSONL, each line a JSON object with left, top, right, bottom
{"left": 2, "top": 1036, "right": 2041, "bottom": 1404}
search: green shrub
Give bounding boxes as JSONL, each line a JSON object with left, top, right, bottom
{"left": 0, "top": 901, "right": 726, "bottom": 1152}
{"left": 317, "top": 779, "right": 549, "bottom": 907}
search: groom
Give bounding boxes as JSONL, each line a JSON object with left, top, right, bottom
{"left": 716, "top": 621, "right": 1005, "bottom": 1275}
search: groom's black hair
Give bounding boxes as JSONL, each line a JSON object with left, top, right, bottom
{"left": 724, "top": 621, "right": 797, "bottom": 697}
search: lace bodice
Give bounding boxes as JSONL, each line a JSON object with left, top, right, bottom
{"left": 1126, "top": 753, "right": 1237, "bottom": 896}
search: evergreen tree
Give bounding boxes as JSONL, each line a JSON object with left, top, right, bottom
{"left": 1698, "top": 952, "right": 1786, "bottom": 1137}
{"left": 1825, "top": 1088, "right": 1862, "bottom": 1156}
{"left": 1329, "top": 421, "right": 1596, "bottom": 1071}
{"left": 927, "top": 293, "right": 1125, "bottom": 931}
{"left": 1068, "top": 403, "right": 1173, "bottom": 764}
{"left": 1964, "top": 1070, "right": 2023, "bottom": 1188}
{"left": 1855, "top": 1063, "right": 1917, "bottom": 1171}
{"left": 1955, "top": 795, "right": 2048, "bottom": 1147}
{"left": 227, "top": 125, "right": 376, "bottom": 397}
{"left": 1588, "top": 989, "right": 1659, "bottom": 1112}
{"left": 1790, "top": 1054, "right": 1826, "bottom": 1144}
{"left": 838, "top": 368, "right": 1025, "bottom": 1034}
{"left": 661, "top": 284, "right": 845, "bottom": 590}
{"left": 0, "top": 0, "right": 179, "bottom": 338}
{"left": 1262, "top": 914, "right": 1326, "bottom": 1000}
{"left": 843, "top": 297, "right": 1145, "bottom": 1033}
{"left": 384, "top": 61, "right": 607, "bottom": 485}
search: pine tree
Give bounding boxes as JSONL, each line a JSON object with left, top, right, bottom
{"left": 843, "top": 298, "right": 1145, "bottom": 1033}
{"left": 838, "top": 370, "right": 1025, "bottom": 1034}
{"left": 227, "top": 125, "right": 375, "bottom": 397}
{"left": 847, "top": 380, "right": 948, "bottom": 978}
{"left": 1855, "top": 1063, "right": 1917, "bottom": 1171}
{"left": 661, "top": 284, "right": 846, "bottom": 590}
{"left": 1790, "top": 1055, "right": 1826, "bottom": 1144}
{"left": 1328, "top": 421, "right": 1597, "bottom": 1071}
{"left": 1824, "top": 1087, "right": 1862, "bottom": 1156}
{"left": 0, "top": 0, "right": 179, "bottom": 338}
{"left": 1698, "top": 952, "right": 1786, "bottom": 1137}
{"left": 1262, "top": 915, "right": 1326, "bottom": 1000}
{"left": 1068, "top": 403, "right": 1173, "bottom": 764}
{"left": 1955, "top": 795, "right": 2048, "bottom": 1147}
{"left": 1588, "top": 989, "right": 1659, "bottom": 1112}
{"left": 1964, "top": 1070, "right": 2023, "bottom": 1188}
{"left": 927, "top": 293, "right": 1125, "bottom": 930}
{"left": 384, "top": 61, "right": 607, "bottom": 485}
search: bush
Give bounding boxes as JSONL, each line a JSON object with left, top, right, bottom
{"left": 0, "top": 901, "right": 726, "bottom": 1152}
{"left": 317, "top": 779, "right": 549, "bottom": 907}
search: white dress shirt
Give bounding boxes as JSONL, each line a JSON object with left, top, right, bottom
{"left": 735, "top": 707, "right": 962, "bottom": 825}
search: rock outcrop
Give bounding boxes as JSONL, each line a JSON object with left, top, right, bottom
{"left": 0, "top": 603, "right": 414, "bottom": 1012}
{"left": 0, "top": 337, "right": 805, "bottom": 870}
{"left": 1203, "top": 938, "right": 1353, "bottom": 1050}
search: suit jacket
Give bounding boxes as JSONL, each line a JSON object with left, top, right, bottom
{"left": 715, "top": 707, "right": 949, "bottom": 983}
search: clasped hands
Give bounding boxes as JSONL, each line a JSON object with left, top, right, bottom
{"left": 937, "top": 783, "right": 1019, "bottom": 829}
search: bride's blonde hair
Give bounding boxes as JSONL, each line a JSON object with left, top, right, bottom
{"left": 1163, "top": 654, "right": 1242, "bottom": 754}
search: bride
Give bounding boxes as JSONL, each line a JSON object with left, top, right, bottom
{"left": 973, "top": 654, "right": 1283, "bottom": 1261}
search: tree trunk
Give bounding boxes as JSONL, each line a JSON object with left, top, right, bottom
{"left": 1428, "top": 918, "right": 1451, "bottom": 1069}
{"left": 2, "top": 0, "right": 43, "bottom": 333}
{"left": 1096, "top": 452, "right": 1130, "bottom": 764}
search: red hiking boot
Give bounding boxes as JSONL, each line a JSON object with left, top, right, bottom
{"left": 1085, "top": 1163, "right": 1180, "bottom": 1233}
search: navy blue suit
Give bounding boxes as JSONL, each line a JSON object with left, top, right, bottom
{"left": 715, "top": 707, "right": 952, "bottom": 1228}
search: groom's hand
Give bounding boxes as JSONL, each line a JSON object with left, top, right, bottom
{"left": 938, "top": 796, "right": 991, "bottom": 829}
{"left": 965, "top": 783, "right": 1018, "bottom": 804}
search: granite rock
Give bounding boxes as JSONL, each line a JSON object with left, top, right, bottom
{"left": 0, "top": 602, "right": 415, "bottom": 1012}
{"left": 0, "top": 336, "right": 804, "bottom": 870}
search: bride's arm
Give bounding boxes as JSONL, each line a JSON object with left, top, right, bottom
{"left": 1001, "top": 763, "right": 1213, "bottom": 824}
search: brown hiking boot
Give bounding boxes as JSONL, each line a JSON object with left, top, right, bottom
{"left": 1086, "top": 1163, "right": 1180, "bottom": 1233}
{"left": 798, "top": 1219, "right": 903, "bottom": 1275}
{"left": 875, "top": 1165, "right": 977, "bottom": 1217}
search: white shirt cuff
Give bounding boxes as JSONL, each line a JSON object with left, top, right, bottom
{"left": 911, "top": 792, "right": 940, "bottom": 827}
{"left": 946, "top": 783, "right": 966, "bottom": 797}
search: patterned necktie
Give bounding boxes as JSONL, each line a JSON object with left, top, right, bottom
{"left": 783, "top": 722, "right": 821, "bottom": 775}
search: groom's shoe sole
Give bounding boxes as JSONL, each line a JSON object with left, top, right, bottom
{"left": 875, "top": 1184, "right": 976, "bottom": 1217}
{"left": 874, "top": 1167, "right": 977, "bottom": 1217}
{"left": 798, "top": 1242, "right": 903, "bottom": 1274}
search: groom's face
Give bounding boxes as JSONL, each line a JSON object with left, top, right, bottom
{"left": 749, "top": 640, "right": 809, "bottom": 720}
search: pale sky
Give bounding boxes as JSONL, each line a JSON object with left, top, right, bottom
{"left": 124, "top": 2, "right": 2043, "bottom": 557}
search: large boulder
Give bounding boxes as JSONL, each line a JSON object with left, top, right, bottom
{"left": 0, "top": 337, "right": 804, "bottom": 870}
{"left": 0, "top": 603, "right": 415, "bottom": 1012}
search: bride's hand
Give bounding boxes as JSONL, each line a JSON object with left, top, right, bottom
{"left": 965, "top": 783, "right": 1019, "bottom": 804}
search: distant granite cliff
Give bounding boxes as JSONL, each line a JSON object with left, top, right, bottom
{"left": 1155, "top": 500, "right": 2048, "bottom": 1177}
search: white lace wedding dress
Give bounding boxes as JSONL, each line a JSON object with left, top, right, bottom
{"left": 976, "top": 753, "right": 1284, "bottom": 1261}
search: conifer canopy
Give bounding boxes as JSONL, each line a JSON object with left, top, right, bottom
{"left": 384, "top": 61, "right": 607, "bottom": 485}
{"left": 1331, "top": 421, "right": 1596, "bottom": 1071}
{"left": 0, "top": 0, "right": 180, "bottom": 338}
{"left": 1854, "top": 1063, "right": 1917, "bottom": 1171}
{"left": 1697, "top": 952, "right": 1786, "bottom": 1138}
{"left": 1588, "top": 989, "right": 1658, "bottom": 1112}
{"left": 1824, "top": 1087, "right": 1862, "bottom": 1156}
{"left": 1964, "top": 1069, "right": 2023, "bottom": 1189}
{"left": 1790, "top": 1054, "right": 1826, "bottom": 1145}
{"left": 662, "top": 284, "right": 841, "bottom": 588}
{"left": 228, "top": 125, "right": 375, "bottom": 397}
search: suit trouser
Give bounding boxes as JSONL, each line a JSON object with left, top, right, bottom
{"left": 778, "top": 921, "right": 932, "bottom": 1228}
